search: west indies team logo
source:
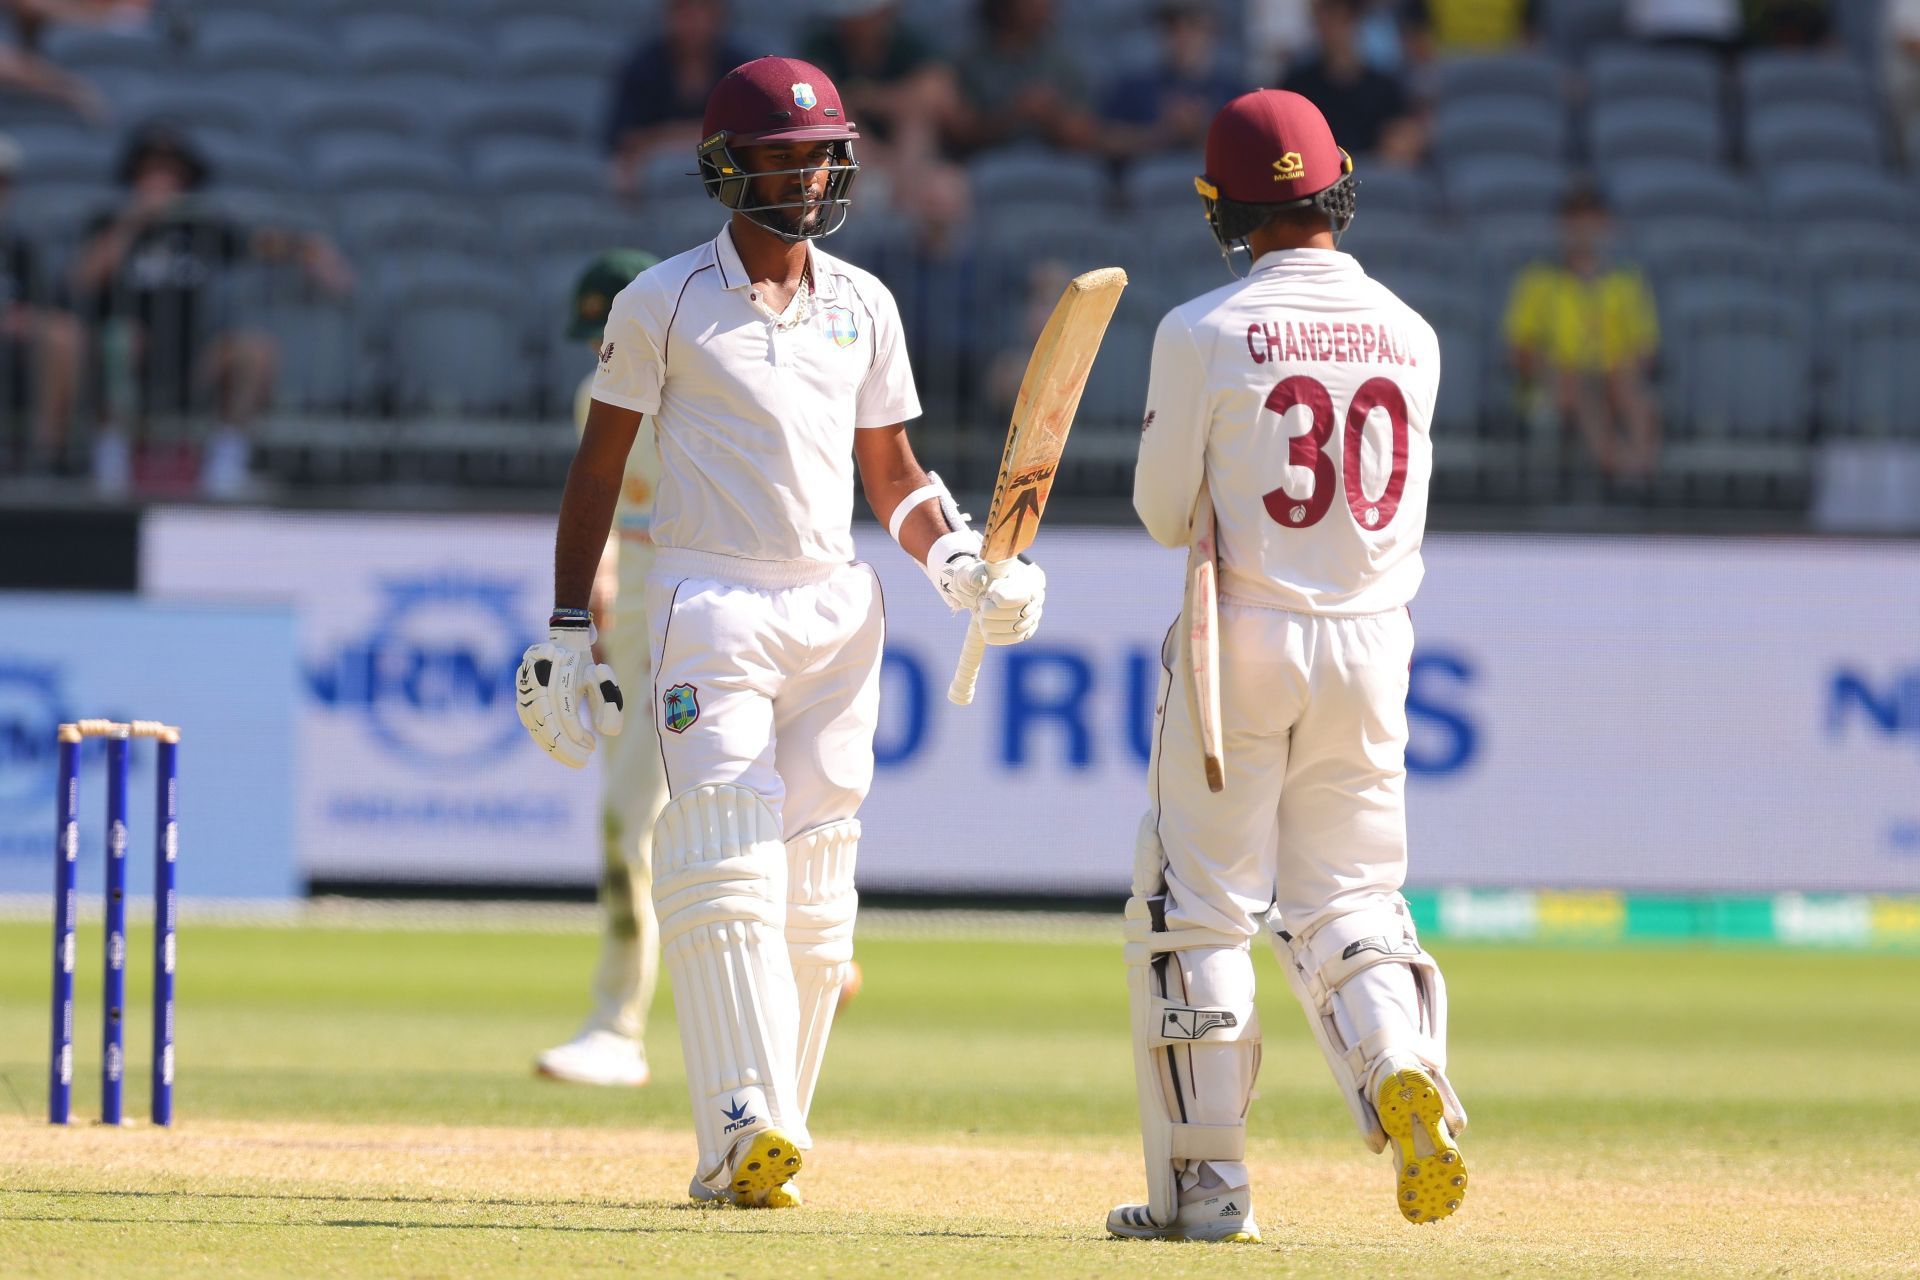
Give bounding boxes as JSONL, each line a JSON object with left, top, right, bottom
{"left": 791, "top": 82, "right": 817, "bottom": 110}
{"left": 662, "top": 684, "right": 700, "bottom": 734}
{"left": 821, "top": 304, "right": 858, "bottom": 348}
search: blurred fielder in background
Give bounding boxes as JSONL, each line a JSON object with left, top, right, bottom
{"left": 533, "top": 249, "right": 666, "bottom": 1089}
{"left": 1112, "top": 89, "right": 1467, "bottom": 1243}
{"left": 515, "top": 56, "right": 1043, "bottom": 1208}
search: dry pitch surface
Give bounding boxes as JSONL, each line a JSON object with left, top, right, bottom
{"left": 2, "top": 909, "right": 1917, "bottom": 1277}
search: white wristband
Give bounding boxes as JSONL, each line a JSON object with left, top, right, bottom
{"left": 888, "top": 483, "right": 947, "bottom": 543}
{"left": 925, "top": 528, "right": 983, "bottom": 573}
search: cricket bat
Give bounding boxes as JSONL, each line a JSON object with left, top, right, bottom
{"left": 1186, "top": 478, "right": 1224, "bottom": 792}
{"left": 947, "top": 266, "right": 1127, "bottom": 706}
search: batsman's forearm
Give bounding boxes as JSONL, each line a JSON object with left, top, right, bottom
{"left": 553, "top": 461, "right": 623, "bottom": 611}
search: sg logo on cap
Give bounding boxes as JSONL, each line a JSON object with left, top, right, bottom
{"left": 791, "top": 82, "right": 818, "bottom": 109}
{"left": 1272, "top": 152, "right": 1305, "bottom": 181}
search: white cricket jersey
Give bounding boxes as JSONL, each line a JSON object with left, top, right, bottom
{"left": 591, "top": 224, "right": 921, "bottom": 565}
{"left": 1134, "top": 248, "right": 1440, "bottom": 615}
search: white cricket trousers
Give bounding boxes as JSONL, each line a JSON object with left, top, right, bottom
{"left": 1150, "top": 601, "right": 1416, "bottom": 940}
{"left": 645, "top": 549, "right": 884, "bottom": 833}
{"left": 1145, "top": 603, "right": 1427, "bottom": 1188}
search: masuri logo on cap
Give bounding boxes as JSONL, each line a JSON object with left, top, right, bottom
{"left": 1272, "top": 152, "right": 1305, "bottom": 181}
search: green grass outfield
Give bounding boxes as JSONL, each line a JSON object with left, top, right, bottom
{"left": 1, "top": 910, "right": 1916, "bottom": 1277}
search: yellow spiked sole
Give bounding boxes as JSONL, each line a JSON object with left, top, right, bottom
{"left": 727, "top": 1129, "right": 805, "bottom": 1208}
{"left": 1377, "top": 1068, "right": 1467, "bottom": 1225}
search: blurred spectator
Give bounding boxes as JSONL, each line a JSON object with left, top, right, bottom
{"left": 6, "top": 0, "right": 152, "bottom": 51}
{"left": 802, "top": 0, "right": 959, "bottom": 165}
{"left": 70, "top": 122, "right": 351, "bottom": 498}
{"left": 1891, "top": 0, "right": 1920, "bottom": 164}
{"left": 603, "top": 0, "right": 751, "bottom": 197}
{"left": 1743, "top": 0, "right": 1832, "bottom": 47}
{"left": 1099, "top": 0, "right": 1244, "bottom": 159}
{"left": 0, "top": 27, "right": 106, "bottom": 120}
{"left": 1282, "top": 0, "right": 1424, "bottom": 164}
{"left": 1624, "top": 0, "right": 1741, "bottom": 52}
{"left": 1504, "top": 186, "right": 1661, "bottom": 483}
{"left": 1246, "top": 0, "right": 1314, "bottom": 81}
{"left": 1403, "top": 0, "right": 1538, "bottom": 59}
{"left": 951, "top": 0, "right": 1096, "bottom": 154}
{"left": 800, "top": 0, "right": 970, "bottom": 235}
{"left": 0, "top": 133, "right": 83, "bottom": 475}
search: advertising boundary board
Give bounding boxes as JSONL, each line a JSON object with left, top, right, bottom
{"left": 142, "top": 510, "right": 1920, "bottom": 897}
{"left": 0, "top": 593, "right": 297, "bottom": 899}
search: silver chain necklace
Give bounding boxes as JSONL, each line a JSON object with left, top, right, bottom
{"left": 765, "top": 268, "right": 815, "bottom": 332}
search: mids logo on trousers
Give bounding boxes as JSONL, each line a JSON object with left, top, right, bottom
{"left": 662, "top": 684, "right": 700, "bottom": 734}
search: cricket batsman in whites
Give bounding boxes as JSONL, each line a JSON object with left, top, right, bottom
{"left": 533, "top": 249, "right": 665, "bottom": 1088}
{"left": 514, "top": 56, "right": 1046, "bottom": 1207}
{"left": 1109, "top": 89, "right": 1468, "bottom": 1242}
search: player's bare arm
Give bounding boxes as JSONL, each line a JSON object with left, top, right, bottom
{"left": 554, "top": 399, "right": 644, "bottom": 610}
{"left": 513, "top": 398, "right": 638, "bottom": 770}
{"left": 854, "top": 423, "right": 945, "bottom": 562}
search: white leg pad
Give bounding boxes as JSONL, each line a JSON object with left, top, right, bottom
{"left": 653, "top": 784, "right": 806, "bottom": 1191}
{"left": 1126, "top": 815, "right": 1261, "bottom": 1229}
{"left": 1267, "top": 897, "right": 1467, "bottom": 1153}
{"left": 785, "top": 819, "right": 858, "bottom": 1121}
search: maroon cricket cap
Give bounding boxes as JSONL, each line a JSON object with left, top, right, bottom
{"left": 702, "top": 56, "right": 858, "bottom": 145}
{"left": 1202, "top": 90, "right": 1345, "bottom": 205}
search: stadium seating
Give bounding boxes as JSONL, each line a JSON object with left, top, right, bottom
{"left": 1823, "top": 287, "right": 1920, "bottom": 437}
{"left": 0, "top": 0, "right": 1911, "bottom": 507}
{"left": 1434, "top": 99, "right": 1569, "bottom": 163}
{"left": 1746, "top": 106, "right": 1884, "bottom": 171}
{"left": 384, "top": 266, "right": 530, "bottom": 415}
{"left": 1445, "top": 158, "right": 1573, "bottom": 216}
{"left": 1589, "top": 100, "right": 1722, "bottom": 168}
{"left": 1740, "top": 52, "right": 1877, "bottom": 115}
{"left": 1767, "top": 167, "right": 1916, "bottom": 227}
{"left": 1605, "top": 161, "right": 1755, "bottom": 222}
{"left": 1431, "top": 53, "right": 1566, "bottom": 110}
{"left": 1587, "top": 45, "right": 1722, "bottom": 112}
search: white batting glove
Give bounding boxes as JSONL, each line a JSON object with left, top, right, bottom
{"left": 515, "top": 610, "right": 624, "bottom": 769}
{"left": 940, "top": 555, "right": 1046, "bottom": 646}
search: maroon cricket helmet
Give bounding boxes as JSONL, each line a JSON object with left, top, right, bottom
{"left": 1193, "top": 90, "right": 1357, "bottom": 267}
{"left": 702, "top": 55, "right": 859, "bottom": 145}
{"left": 697, "top": 56, "right": 861, "bottom": 241}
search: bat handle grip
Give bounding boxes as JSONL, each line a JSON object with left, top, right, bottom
{"left": 947, "top": 559, "right": 1009, "bottom": 706}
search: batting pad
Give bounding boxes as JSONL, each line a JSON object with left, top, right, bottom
{"left": 785, "top": 819, "right": 859, "bottom": 1120}
{"left": 1269, "top": 897, "right": 1466, "bottom": 1153}
{"left": 654, "top": 784, "right": 806, "bottom": 1190}
{"left": 1125, "top": 894, "right": 1260, "bottom": 1228}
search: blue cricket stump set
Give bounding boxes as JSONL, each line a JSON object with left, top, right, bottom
{"left": 48, "top": 719, "right": 181, "bottom": 1128}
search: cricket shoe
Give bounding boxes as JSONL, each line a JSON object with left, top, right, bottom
{"left": 718, "top": 1128, "right": 805, "bottom": 1208}
{"left": 1377, "top": 1066, "right": 1468, "bottom": 1224}
{"left": 533, "top": 1029, "right": 650, "bottom": 1087}
{"left": 1107, "top": 1186, "right": 1261, "bottom": 1243}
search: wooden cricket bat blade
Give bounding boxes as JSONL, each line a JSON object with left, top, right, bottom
{"left": 949, "top": 266, "right": 1127, "bottom": 706}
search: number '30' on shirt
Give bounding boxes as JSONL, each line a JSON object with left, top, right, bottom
{"left": 1134, "top": 247, "right": 1441, "bottom": 616}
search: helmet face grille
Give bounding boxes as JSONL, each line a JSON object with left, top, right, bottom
{"left": 697, "top": 134, "right": 860, "bottom": 242}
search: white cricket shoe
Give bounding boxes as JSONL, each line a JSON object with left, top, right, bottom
{"left": 533, "top": 1029, "right": 650, "bottom": 1087}
{"left": 1108, "top": 1184, "right": 1261, "bottom": 1243}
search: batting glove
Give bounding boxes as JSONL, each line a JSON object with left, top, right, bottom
{"left": 516, "top": 609, "right": 624, "bottom": 769}
{"left": 941, "top": 555, "right": 1046, "bottom": 646}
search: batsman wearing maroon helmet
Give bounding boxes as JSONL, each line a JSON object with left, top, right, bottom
{"left": 514, "top": 56, "right": 1046, "bottom": 1208}
{"left": 1110, "top": 90, "right": 1469, "bottom": 1242}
